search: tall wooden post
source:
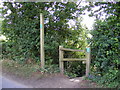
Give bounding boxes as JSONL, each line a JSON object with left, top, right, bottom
{"left": 86, "top": 47, "right": 91, "bottom": 77}
{"left": 40, "top": 13, "right": 45, "bottom": 68}
{"left": 59, "top": 46, "right": 64, "bottom": 73}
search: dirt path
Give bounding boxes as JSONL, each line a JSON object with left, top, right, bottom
{"left": 2, "top": 72, "right": 100, "bottom": 88}
{"left": 27, "top": 75, "right": 83, "bottom": 88}
{"left": 1, "top": 60, "right": 101, "bottom": 88}
{"left": 2, "top": 73, "right": 84, "bottom": 88}
{"left": 1, "top": 61, "right": 99, "bottom": 88}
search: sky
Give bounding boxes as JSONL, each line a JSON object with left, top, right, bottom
{"left": 68, "top": 15, "right": 95, "bottom": 30}
{"left": 81, "top": 14, "right": 95, "bottom": 30}
{"left": 69, "top": 1, "right": 95, "bottom": 30}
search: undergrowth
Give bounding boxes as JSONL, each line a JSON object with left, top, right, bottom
{"left": 87, "top": 74, "right": 120, "bottom": 89}
{"left": 1, "top": 59, "right": 60, "bottom": 79}
{"left": 1, "top": 59, "right": 81, "bottom": 79}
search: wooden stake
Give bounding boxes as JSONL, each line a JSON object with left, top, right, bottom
{"left": 40, "top": 13, "right": 45, "bottom": 68}
{"left": 59, "top": 46, "right": 64, "bottom": 73}
{"left": 86, "top": 47, "right": 91, "bottom": 77}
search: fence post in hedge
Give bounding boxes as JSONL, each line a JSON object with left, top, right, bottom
{"left": 86, "top": 47, "right": 91, "bottom": 77}
{"left": 40, "top": 13, "right": 45, "bottom": 68}
{"left": 59, "top": 46, "right": 64, "bottom": 73}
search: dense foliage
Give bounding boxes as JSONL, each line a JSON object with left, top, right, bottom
{"left": 87, "top": 2, "right": 120, "bottom": 88}
{"left": 2, "top": 2, "right": 87, "bottom": 76}
{"left": 2, "top": 1, "right": 120, "bottom": 87}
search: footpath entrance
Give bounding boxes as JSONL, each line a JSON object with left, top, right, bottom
{"left": 59, "top": 46, "right": 91, "bottom": 77}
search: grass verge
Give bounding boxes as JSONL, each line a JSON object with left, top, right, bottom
{"left": 1, "top": 59, "right": 60, "bottom": 79}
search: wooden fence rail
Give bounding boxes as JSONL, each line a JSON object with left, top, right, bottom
{"left": 59, "top": 46, "right": 91, "bottom": 77}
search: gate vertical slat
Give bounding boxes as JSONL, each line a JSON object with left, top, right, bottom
{"left": 59, "top": 46, "right": 64, "bottom": 73}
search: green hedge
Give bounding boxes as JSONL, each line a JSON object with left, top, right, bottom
{"left": 90, "top": 16, "right": 120, "bottom": 88}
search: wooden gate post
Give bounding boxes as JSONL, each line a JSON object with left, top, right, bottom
{"left": 40, "top": 13, "right": 45, "bottom": 68}
{"left": 59, "top": 46, "right": 64, "bottom": 73}
{"left": 86, "top": 47, "right": 91, "bottom": 77}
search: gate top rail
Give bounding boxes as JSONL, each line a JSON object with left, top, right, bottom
{"left": 60, "top": 47, "right": 85, "bottom": 52}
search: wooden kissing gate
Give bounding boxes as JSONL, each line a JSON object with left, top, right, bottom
{"left": 59, "top": 46, "right": 91, "bottom": 77}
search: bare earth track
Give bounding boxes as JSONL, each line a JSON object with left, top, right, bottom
{"left": 1, "top": 60, "right": 100, "bottom": 88}
{"left": 2, "top": 73, "right": 81, "bottom": 88}
{"left": 2, "top": 72, "right": 99, "bottom": 88}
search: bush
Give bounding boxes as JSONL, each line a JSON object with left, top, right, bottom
{"left": 90, "top": 17, "right": 120, "bottom": 88}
